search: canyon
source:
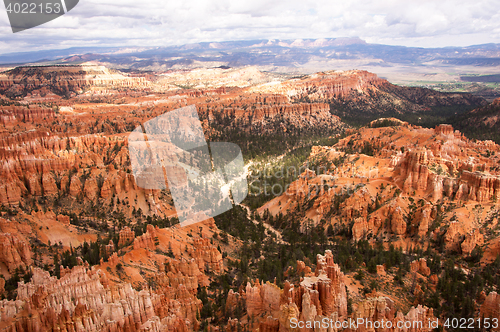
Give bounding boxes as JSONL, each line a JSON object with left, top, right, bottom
{"left": 260, "top": 121, "right": 500, "bottom": 253}
{"left": 0, "top": 63, "right": 498, "bottom": 331}
{"left": 0, "top": 64, "right": 149, "bottom": 99}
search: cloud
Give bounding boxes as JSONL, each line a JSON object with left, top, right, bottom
{"left": 1, "top": 0, "right": 500, "bottom": 54}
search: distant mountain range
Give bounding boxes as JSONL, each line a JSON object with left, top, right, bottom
{"left": 2, "top": 38, "right": 500, "bottom": 73}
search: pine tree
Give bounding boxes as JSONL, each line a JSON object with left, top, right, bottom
{"left": 53, "top": 254, "right": 60, "bottom": 278}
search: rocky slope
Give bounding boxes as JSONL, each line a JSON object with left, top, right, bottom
{"left": 0, "top": 64, "right": 149, "bottom": 98}
{"left": 205, "top": 99, "right": 345, "bottom": 135}
{"left": 0, "top": 131, "right": 173, "bottom": 216}
{"left": 250, "top": 70, "right": 486, "bottom": 126}
{"left": 246, "top": 120, "right": 500, "bottom": 331}
{"left": 0, "top": 218, "right": 224, "bottom": 332}
{"left": 225, "top": 250, "right": 437, "bottom": 332}
{"left": 451, "top": 97, "right": 500, "bottom": 144}
{"left": 259, "top": 121, "right": 500, "bottom": 255}
{"left": 0, "top": 105, "right": 55, "bottom": 125}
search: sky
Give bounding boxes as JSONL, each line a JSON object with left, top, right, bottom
{"left": 1, "top": 0, "right": 500, "bottom": 54}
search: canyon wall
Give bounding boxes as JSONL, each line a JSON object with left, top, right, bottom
{"left": 0, "top": 65, "right": 149, "bottom": 98}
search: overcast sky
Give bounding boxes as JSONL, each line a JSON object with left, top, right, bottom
{"left": 1, "top": 0, "right": 500, "bottom": 54}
